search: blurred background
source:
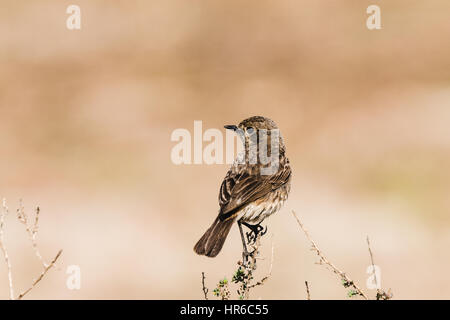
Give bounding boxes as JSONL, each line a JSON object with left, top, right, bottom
{"left": 1, "top": 0, "right": 449, "bottom": 299}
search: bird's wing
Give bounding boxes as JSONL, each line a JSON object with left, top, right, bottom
{"left": 218, "top": 160, "right": 291, "bottom": 221}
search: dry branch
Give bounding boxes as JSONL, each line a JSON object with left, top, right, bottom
{"left": 305, "top": 281, "right": 311, "bottom": 300}
{"left": 205, "top": 230, "right": 274, "bottom": 300}
{"left": 248, "top": 235, "right": 274, "bottom": 290}
{"left": 366, "top": 236, "right": 393, "bottom": 300}
{"left": 201, "top": 272, "right": 209, "bottom": 300}
{"left": 0, "top": 199, "right": 62, "bottom": 299}
{"left": 17, "top": 202, "right": 48, "bottom": 266}
{"left": 292, "top": 210, "right": 369, "bottom": 299}
{"left": 17, "top": 249, "right": 62, "bottom": 300}
{"left": 0, "top": 199, "right": 14, "bottom": 299}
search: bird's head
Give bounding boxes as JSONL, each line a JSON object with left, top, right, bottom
{"left": 224, "top": 116, "right": 285, "bottom": 158}
{"left": 224, "top": 116, "right": 278, "bottom": 134}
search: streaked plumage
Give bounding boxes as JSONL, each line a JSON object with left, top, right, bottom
{"left": 194, "top": 116, "right": 292, "bottom": 257}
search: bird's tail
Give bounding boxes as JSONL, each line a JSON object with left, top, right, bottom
{"left": 194, "top": 216, "right": 235, "bottom": 257}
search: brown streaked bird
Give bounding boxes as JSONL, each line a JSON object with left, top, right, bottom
{"left": 194, "top": 116, "right": 291, "bottom": 259}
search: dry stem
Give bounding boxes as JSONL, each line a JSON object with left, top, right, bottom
{"left": 201, "top": 271, "right": 209, "bottom": 300}
{"left": 305, "top": 281, "right": 311, "bottom": 300}
{"left": 248, "top": 235, "right": 274, "bottom": 289}
{"left": 366, "top": 236, "right": 393, "bottom": 300}
{"left": 292, "top": 210, "right": 369, "bottom": 300}
{"left": 17, "top": 249, "right": 62, "bottom": 300}
{"left": 17, "top": 202, "right": 48, "bottom": 266}
{"left": 206, "top": 229, "right": 274, "bottom": 300}
{"left": 366, "top": 236, "right": 379, "bottom": 290}
{"left": 0, "top": 199, "right": 62, "bottom": 299}
{"left": 0, "top": 199, "right": 14, "bottom": 299}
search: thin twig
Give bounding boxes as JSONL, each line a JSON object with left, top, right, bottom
{"left": 1, "top": 199, "right": 63, "bottom": 300}
{"left": 366, "top": 236, "right": 379, "bottom": 290}
{"left": 305, "top": 281, "right": 311, "bottom": 300}
{"left": 292, "top": 210, "right": 368, "bottom": 300}
{"left": 366, "top": 236, "right": 393, "bottom": 300}
{"left": 0, "top": 199, "right": 14, "bottom": 299}
{"left": 17, "top": 249, "right": 62, "bottom": 300}
{"left": 248, "top": 236, "right": 274, "bottom": 289}
{"left": 17, "top": 202, "right": 48, "bottom": 267}
{"left": 201, "top": 272, "right": 209, "bottom": 300}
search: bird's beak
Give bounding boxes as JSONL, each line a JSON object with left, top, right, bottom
{"left": 224, "top": 125, "right": 238, "bottom": 131}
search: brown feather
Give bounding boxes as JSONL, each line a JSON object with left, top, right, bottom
{"left": 194, "top": 217, "right": 235, "bottom": 257}
{"left": 194, "top": 116, "right": 292, "bottom": 258}
{"left": 218, "top": 157, "right": 291, "bottom": 221}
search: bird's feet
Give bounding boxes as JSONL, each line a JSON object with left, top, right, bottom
{"left": 242, "top": 222, "right": 267, "bottom": 245}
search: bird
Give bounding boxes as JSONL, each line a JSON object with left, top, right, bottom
{"left": 194, "top": 116, "right": 292, "bottom": 259}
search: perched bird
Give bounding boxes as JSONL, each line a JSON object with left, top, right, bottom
{"left": 194, "top": 116, "right": 291, "bottom": 258}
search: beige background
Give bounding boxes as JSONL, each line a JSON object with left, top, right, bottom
{"left": 1, "top": 0, "right": 450, "bottom": 299}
